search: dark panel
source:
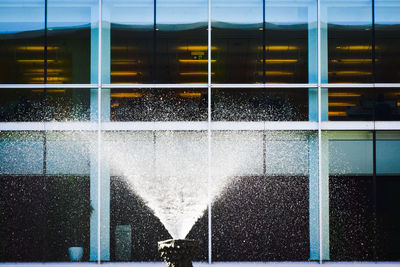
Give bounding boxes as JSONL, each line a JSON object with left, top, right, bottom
{"left": 110, "top": 88, "right": 207, "bottom": 121}
{"left": 212, "top": 176, "right": 309, "bottom": 261}
{"left": 212, "top": 88, "right": 308, "bottom": 121}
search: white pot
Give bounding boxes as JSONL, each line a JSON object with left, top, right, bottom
{"left": 68, "top": 246, "right": 84, "bottom": 261}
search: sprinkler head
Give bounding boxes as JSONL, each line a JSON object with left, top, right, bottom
{"left": 158, "top": 239, "right": 200, "bottom": 267}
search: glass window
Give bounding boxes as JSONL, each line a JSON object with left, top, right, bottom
{"left": 0, "top": 0, "right": 45, "bottom": 84}
{"left": 0, "top": 131, "right": 94, "bottom": 262}
{"left": 328, "top": 131, "right": 374, "bottom": 261}
{"left": 326, "top": 87, "right": 375, "bottom": 121}
{"left": 106, "top": 0, "right": 208, "bottom": 84}
{"left": 110, "top": 88, "right": 207, "bottom": 121}
{"left": 212, "top": 87, "right": 309, "bottom": 121}
{"left": 212, "top": 0, "right": 263, "bottom": 83}
{"left": 0, "top": 88, "right": 91, "bottom": 122}
{"left": 322, "top": 0, "right": 373, "bottom": 83}
{"left": 375, "top": 0, "right": 400, "bottom": 83}
{"left": 106, "top": 131, "right": 208, "bottom": 261}
{"left": 265, "top": 0, "right": 316, "bottom": 83}
{"left": 211, "top": 131, "right": 311, "bottom": 261}
{"left": 47, "top": 0, "right": 98, "bottom": 84}
{"left": 376, "top": 131, "right": 400, "bottom": 260}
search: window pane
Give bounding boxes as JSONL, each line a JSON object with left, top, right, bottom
{"left": 156, "top": 0, "right": 208, "bottom": 84}
{"left": 212, "top": 87, "right": 308, "bottom": 121}
{"left": 327, "top": 87, "right": 375, "bottom": 121}
{"left": 212, "top": 0, "right": 263, "bottom": 83}
{"left": 265, "top": 0, "right": 316, "bottom": 83}
{"left": 376, "top": 131, "right": 400, "bottom": 260}
{"left": 0, "top": 131, "right": 95, "bottom": 262}
{"left": 211, "top": 131, "right": 311, "bottom": 261}
{"left": 375, "top": 0, "right": 400, "bottom": 83}
{"left": 0, "top": 0, "right": 44, "bottom": 84}
{"left": 322, "top": 0, "right": 373, "bottom": 83}
{"left": 47, "top": 0, "right": 98, "bottom": 84}
{"left": 110, "top": 88, "right": 207, "bottom": 121}
{"left": 106, "top": 131, "right": 208, "bottom": 261}
{"left": 328, "top": 131, "right": 374, "bottom": 261}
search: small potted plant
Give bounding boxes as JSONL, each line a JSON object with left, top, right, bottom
{"left": 53, "top": 176, "right": 92, "bottom": 261}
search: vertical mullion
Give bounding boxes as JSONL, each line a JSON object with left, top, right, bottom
{"left": 317, "top": 0, "right": 323, "bottom": 264}
{"left": 97, "top": 0, "right": 102, "bottom": 263}
{"left": 207, "top": 0, "right": 212, "bottom": 264}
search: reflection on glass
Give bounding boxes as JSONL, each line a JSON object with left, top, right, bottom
{"left": 0, "top": 88, "right": 90, "bottom": 122}
{"left": 212, "top": 88, "right": 308, "bottom": 121}
{"left": 327, "top": 88, "right": 374, "bottom": 121}
{"left": 47, "top": 0, "right": 97, "bottom": 83}
{"left": 322, "top": 0, "right": 373, "bottom": 83}
{"left": 110, "top": 88, "right": 207, "bottom": 121}
{"left": 264, "top": 0, "right": 315, "bottom": 83}
{"left": 0, "top": 131, "right": 93, "bottom": 262}
{"left": 375, "top": 0, "right": 400, "bottom": 83}
{"left": 327, "top": 87, "right": 400, "bottom": 121}
{"left": 107, "top": 131, "right": 208, "bottom": 261}
{"left": 211, "top": 131, "right": 310, "bottom": 261}
{"left": 0, "top": 0, "right": 44, "bottom": 83}
{"left": 328, "top": 131, "right": 374, "bottom": 260}
{"left": 212, "top": 0, "right": 263, "bottom": 83}
{"left": 107, "top": 0, "right": 208, "bottom": 84}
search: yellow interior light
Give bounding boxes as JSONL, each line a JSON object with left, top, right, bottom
{"left": 111, "top": 92, "right": 143, "bottom": 98}
{"left": 31, "top": 89, "right": 66, "bottom": 93}
{"left": 329, "top": 111, "right": 347, "bottom": 116}
{"left": 30, "top": 77, "right": 69, "bottom": 82}
{"left": 111, "top": 103, "right": 120, "bottom": 108}
{"left": 17, "top": 59, "right": 56, "bottom": 63}
{"left": 178, "top": 92, "right": 202, "bottom": 98}
{"left": 177, "top": 46, "right": 217, "bottom": 51}
{"left": 335, "top": 45, "right": 377, "bottom": 50}
{"left": 259, "top": 71, "right": 293, "bottom": 76}
{"left": 328, "top": 92, "right": 361, "bottom": 97}
{"left": 111, "top": 60, "right": 138, "bottom": 65}
{"left": 16, "top": 46, "right": 60, "bottom": 51}
{"left": 111, "top": 71, "right": 138, "bottom": 76}
{"left": 328, "top": 102, "right": 357, "bottom": 107}
{"left": 178, "top": 59, "right": 216, "bottom": 63}
{"left": 262, "top": 59, "right": 298, "bottom": 64}
{"left": 259, "top": 45, "right": 299, "bottom": 51}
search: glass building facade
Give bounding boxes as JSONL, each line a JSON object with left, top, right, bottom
{"left": 0, "top": 0, "right": 399, "bottom": 264}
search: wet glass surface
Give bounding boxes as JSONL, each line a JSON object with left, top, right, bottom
{"left": 110, "top": 88, "right": 207, "bottom": 121}
{"left": 212, "top": 87, "right": 308, "bottom": 121}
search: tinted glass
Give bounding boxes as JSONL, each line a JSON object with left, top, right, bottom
{"left": 211, "top": 131, "right": 310, "bottom": 261}
{"left": 106, "top": 0, "right": 154, "bottom": 84}
{"left": 375, "top": 0, "right": 400, "bottom": 83}
{"left": 156, "top": 0, "right": 208, "bottom": 84}
{"left": 212, "top": 0, "right": 263, "bottom": 83}
{"left": 0, "top": 131, "right": 94, "bottom": 262}
{"left": 376, "top": 132, "right": 400, "bottom": 260}
{"left": 0, "top": 88, "right": 91, "bottom": 122}
{"left": 0, "top": 0, "right": 44, "bottom": 84}
{"left": 212, "top": 87, "right": 308, "bottom": 121}
{"left": 265, "top": 0, "right": 315, "bottom": 83}
{"left": 327, "top": 88, "right": 375, "bottom": 121}
{"left": 322, "top": 0, "right": 373, "bottom": 83}
{"left": 47, "top": 0, "right": 97, "bottom": 84}
{"left": 328, "top": 131, "right": 374, "bottom": 260}
{"left": 110, "top": 88, "right": 207, "bottom": 121}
